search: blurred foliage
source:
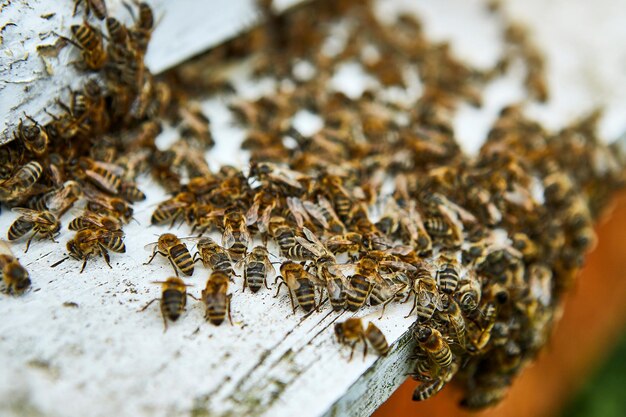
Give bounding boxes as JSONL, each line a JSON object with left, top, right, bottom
{"left": 561, "top": 330, "right": 626, "bottom": 417}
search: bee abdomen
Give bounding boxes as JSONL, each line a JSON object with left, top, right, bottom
{"left": 102, "top": 235, "right": 125, "bottom": 253}
{"left": 413, "top": 379, "right": 445, "bottom": 402}
{"left": 170, "top": 244, "right": 194, "bottom": 276}
{"left": 162, "top": 289, "right": 185, "bottom": 321}
{"left": 437, "top": 265, "right": 459, "bottom": 293}
{"left": 246, "top": 262, "right": 266, "bottom": 292}
{"left": 295, "top": 279, "right": 316, "bottom": 312}
{"left": 346, "top": 274, "right": 371, "bottom": 311}
{"left": 8, "top": 218, "right": 34, "bottom": 240}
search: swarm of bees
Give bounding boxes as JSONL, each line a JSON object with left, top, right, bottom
{"left": 1, "top": 0, "right": 625, "bottom": 411}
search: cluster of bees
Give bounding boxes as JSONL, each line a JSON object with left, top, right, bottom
{"left": 1, "top": 0, "right": 625, "bottom": 410}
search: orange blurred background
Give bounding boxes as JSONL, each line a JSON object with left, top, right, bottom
{"left": 374, "top": 193, "right": 626, "bottom": 417}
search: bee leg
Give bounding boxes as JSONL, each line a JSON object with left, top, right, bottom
{"left": 188, "top": 293, "right": 200, "bottom": 301}
{"left": 404, "top": 293, "right": 418, "bottom": 318}
{"left": 242, "top": 270, "right": 248, "bottom": 292}
{"left": 378, "top": 298, "right": 394, "bottom": 319}
{"left": 162, "top": 316, "right": 169, "bottom": 333}
{"left": 361, "top": 335, "right": 368, "bottom": 360}
{"left": 348, "top": 342, "right": 357, "bottom": 362}
{"left": 167, "top": 257, "right": 180, "bottom": 277}
{"left": 227, "top": 294, "right": 233, "bottom": 325}
{"left": 143, "top": 248, "right": 162, "bottom": 265}
{"left": 287, "top": 290, "right": 297, "bottom": 314}
{"left": 263, "top": 276, "right": 270, "bottom": 290}
{"left": 138, "top": 297, "right": 159, "bottom": 312}
{"left": 273, "top": 276, "right": 284, "bottom": 297}
{"left": 79, "top": 259, "right": 88, "bottom": 273}
{"left": 24, "top": 234, "right": 35, "bottom": 253}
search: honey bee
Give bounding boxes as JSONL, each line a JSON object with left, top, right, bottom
{"left": 69, "top": 22, "right": 107, "bottom": 70}
{"left": 319, "top": 173, "right": 354, "bottom": 221}
{"left": 62, "top": 228, "right": 125, "bottom": 272}
{"left": 179, "top": 105, "right": 214, "bottom": 148}
{"left": 239, "top": 246, "right": 275, "bottom": 293}
{"left": 15, "top": 116, "right": 49, "bottom": 157}
{"left": 144, "top": 233, "right": 195, "bottom": 277}
{"left": 324, "top": 232, "right": 363, "bottom": 260}
{"left": 249, "top": 162, "right": 305, "bottom": 193}
{"left": 39, "top": 181, "right": 82, "bottom": 216}
{"left": 201, "top": 270, "right": 232, "bottom": 325}
{"left": 346, "top": 274, "right": 373, "bottom": 312}
{"left": 151, "top": 192, "right": 195, "bottom": 226}
{"left": 319, "top": 264, "right": 350, "bottom": 311}
{"left": 195, "top": 237, "right": 235, "bottom": 277}
{"left": 460, "top": 375, "right": 509, "bottom": 409}
{"left": 415, "top": 326, "right": 453, "bottom": 369}
{"left": 454, "top": 272, "right": 481, "bottom": 312}
{"left": 7, "top": 209, "right": 61, "bottom": 252}
{"left": 369, "top": 272, "right": 410, "bottom": 314}
{"left": 0, "top": 161, "right": 43, "bottom": 202}
{"left": 334, "top": 318, "right": 390, "bottom": 360}
{"left": 412, "top": 361, "right": 458, "bottom": 402}
{"left": 140, "top": 277, "right": 192, "bottom": 330}
{"left": 73, "top": 0, "right": 107, "bottom": 20}
{"left": 0, "top": 240, "right": 31, "bottom": 295}
{"left": 268, "top": 216, "right": 315, "bottom": 260}
{"left": 127, "top": 1, "right": 154, "bottom": 54}
{"left": 437, "top": 294, "right": 466, "bottom": 348}
{"left": 74, "top": 157, "right": 122, "bottom": 195}
{"left": 302, "top": 196, "right": 346, "bottom": 234}
{"left": 275, "top": 261, "right": 319, "bottom": 313}
{"left": 246, "top": 190, "right": 279, "bottom": 235}
{"left": 435, "top": 253, "right": 461, "bottom": 294}
{"left": 83, "top": 185, "right": 134, "bottom": 222}
{"left": 222, "top": 207, "right": 251, "bottom": 260}
{"left": 106, "top": 17, "right": 128, "bottom": 45}
{"left": 68, "top": 211, "right": 122, "bottom": 233}
{"left": 406, "top": 266, "right": 441, "bottom": 322}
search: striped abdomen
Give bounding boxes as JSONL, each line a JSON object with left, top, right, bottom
{"left": 169, "top": 243, "right": 194, "bottom": 276}
{"left": 424, "top": 216, "right": 451, "bottom": 237}
{"left": 294, "top": 278, "right": 316, "bottom": 312}
{"left": 160, "top": 289, "right": 186, "bottom": 321}
{"left": 437, "top": 264, "right": 459, "bottom": 294}
{"left": 227, "top": 232, "right": 247, "bottom": 260}
{"left": 100, "top": 233, "right": 125, "bottom": 253}
{"left": 346, "top": 274, "right": 371, "bottom": 312}
{"left": 8, "top": 218, "right": 34, "bottom": 241}
{"left": 245, "top": 260, "right": 266, "bottom": 293}
{"left": 205, "top": 293, "right": 228, "bottom": 325}
{"left": 413, "top": 379, "right": 445, "bottom": 402}
{"left": 365, "top": 323, "right": 389, "bottom": 356}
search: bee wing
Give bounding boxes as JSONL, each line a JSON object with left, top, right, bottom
{"left": 380, "top": 259, "right": 417, "bottom": 272}
{"left": 144, "top": 241, "right": 159, "bottom": 251}
{"left": 295, "top": 236, "right": 325, "bottom": 257}
{"left": 330, "top": 263, "right": 355, "bottom": 276}
{"left": 302, "top": 227, "right": 326, "bottom": 248}
{"left": 317, "top": 196, "right": 345, "bottom": 226}
{"left": 93, "top": 160, "right": 125, "bottom": 176}
{"left": 245, "top": 199, "right": 260, "bottom": 226}
{"left": 222, "top": 228, "right": 235, "bottom": 249}
{"left": 286, "top": 197, "right": 309, "bottom": 229}
{"left": 258, "top": 206, "right": 272, "bottom": 234}
{"left": 0, "top": 240, "right": 15, "bottom": 256}
{"left": 268, "top": 172, "right": 303, "bottom": 190}
{"left": 83, "top": 168, "right": 120, "bottom": 194}
{"left": 384, "top": 245, "right": 415, "bottom": 256}
{"left": 11, "top": 207, "right": 42, "bottom": 222}
{"left": 302, "top": 201, "right": 329, "bottom": 229}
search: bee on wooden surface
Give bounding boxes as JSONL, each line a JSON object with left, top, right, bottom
{"left": 144, "top": 233, "right": 195, "bottom": 277}
{"left": 275, "top": 261, "right": 319, "bottom": 313}
{"left": 7, "top": 209, "right": 61, "bottom": 252}
{"left": 68, "top": 211, "right": 122, "bottom": 233}
{"left": 0, "top": 161, "right": 43, "bottom": 202}
{"left": 119, "top": 180, "right": 146, "bottom": 202}
{"left": 238, "top": 246, "right": 275, "bottom": 293}
{"left": 15, "top": 116, "right": 49, "bottom": 157}
{"left": 0, "top": 240, "right": 31, "bottom": 295}
{"left": 319, "top": 264, "right": 350, "bottom": 311}
{"left": 369, "top": 272, "right": 410, "bottom": 314}
{"left": 437, "top": 294, "right": 467, "bottom": 348}
{"left": 201, "top": 270, "right": 232, "bottom": 325}
{"left": 73, "top": 0, "right": 108, "bottom": 20}
{"left": 435, "top": 253, "right": 461, "bottom": 294}
{"left": 268, "top": 216, "right": 315, "bottom": 261}
{"left": 406, "top": 265, "right": 441, "bottom": 322}
{"left": 151, "top": 192, "right": 196, "bottom": 226}
{"left": 83, "top": 186, "right": 134, "bottom": 222}
{"left": 73, "top": 157, "right": 123, "bottom": 195}
{"left": 454, "top": 272, "right": 481, "bottom": 312}
{"left": 195, "top": 237, "right": 235, "bottom": 277}
{"left": 140, "top": 277, "right": 192, "bottom": 330}
{"left": 126, "top": 1, "right": 154, "bottom": 54}
{"left": 61, "top": 228, "right": 125, "bottom": 272}
{"left": 415, "top": 326, "right": 453, "bottom": 369}
{"left": 179, "top": 105, "right": 214, "bottom": 148}
{"left": 36, "top": 181, "right": 82, "bottom": 217}
{"left": 346, "top": 273, "right": 373, "bottom": 312}
{"left": 302, "top": 196, "right": 346, "bottom": 234}
{"left": 318, "top": 173, "right": 354, "bottom": 221}
{"left": 69, "top": 22, "right": 107, "bottom": 70}
{"left": 222, "top": 207, "right": 251, "bottom": 260}
{"left": 334, "top": 318, "right": 389, "bottom": 360}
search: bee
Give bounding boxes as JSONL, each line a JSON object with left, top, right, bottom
{"left": 324, "top": 232, "right": 363, "bottom": 260}
{"left": 454, "top": 272, "right": 481, "bottom": 312}
{"left": 201, "top": 270, "right": 232, "bottom": 325}
{"left": 0, "top": 161, "right": 43, "bottom": 202}
{"left": 7, "top": 209, "right": 61, "bottom": 252}
{"left": 437, "top": 294, "right": 466, "bottom": 348}
{"left": 401, "top": 202, "right": 433, "bottom": 254}
{"left": 319, "top": 174, "right": 354, "bottom": 221}
{"left": 334, "top": 318, "right": 390, "bottom": 360}
{"left": 511, "top": 232, "right": 539, "bottom": 262}
{"left": 38, "top": 181, "right": 82, "bottom": 216}
{"left": 460, "top": 376, "right": 509, "bottom": 409}
{"left": 69, "top": 22, "right": 107, "bottom": 70}
{"left": 151, "top": 192, "right": 196, "bottom": 226}
{"left": 179, "top": 105, "right": 214, "bottom": 148}
{"left": 376, "top": 199, "right": 402, "bottom": 237}
{"left": 249, "top": 162, "right": 305, "bottom": 193}
{"left": 320, "top": 265, "right": 350, "bottom": 311}
{"left": 435, "top": 253, "right": 461, "bottom": 294}
{"left": 125, "top": 1, "right": 154, "bottom": 54}
{"left": 68, "top": 211, "right": 122, "bottom": 233}
{"left": 412, "top": 361, "right": 458, "bottom": 402}
{"left": 268, "top": 216, "right": 315, "bottom": 260}
{"left": 0, "top": 240, "right": 31, "bottom": 295}
{"left": 15, "top": 116, "right": 49, "bottom": 157}
{"left": 82, "top": 184, "right": 133, "bottom": 222}
{"left": 302, "top": 196, "right": 346, "bottom": 234}
{"left": 346, "top": 274, "right": 373, "bottom": 312}
{"left": 415, "top": 326, "right": 453, "bottom": 369}
{"left": 222, "top": 207, "right": 251, "bottom": 260}
{"left": 73, "top": 0, "right": 107, "bottom": 20}
{"left": 239, "top": 246, "right": 275, "bottom": 293}
{"left": 139, "top": 277, "right": 192, "bottom": 330}
{"left": 195, "top": 237, "right": 235, "bottom": 277}
{"left": 106, "top": 17, "right": 128, "bottom": 44}
{"left": 74, "top": 157, "right": 122, "bottom": 195}
{"left": 275, "top": 261, "right": 319, "bottom": 313}
{"left": 406, "top": 266, "right": 441, "bottom": 322}
{"left": 63, "top": 228, "right": 125, "bottom": 272}
{"left": 144, "top": 233, "right": 195, "bottom": 277}
{"left": 246, "top": 190, "right": 279, "bottom": 235}
{"left": 369, "top": 272, "right": 410, "bottom": 314}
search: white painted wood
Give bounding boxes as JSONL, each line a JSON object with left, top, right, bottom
{"left": 2, "top": 1, "right": 626, "bottom": 417}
